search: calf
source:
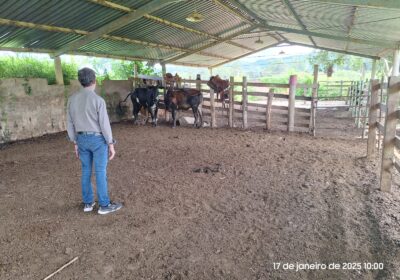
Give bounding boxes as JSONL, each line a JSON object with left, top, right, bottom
{"left": 207, "top": 75, "right": 230, "bottom": 102}
{"left": 120, "top": 86, "right": 160, "bottom": 126}
{"left": 164, "top": 88, "right": 203, "bottom": 128}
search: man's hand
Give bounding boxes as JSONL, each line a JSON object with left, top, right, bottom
{"left": 74, "top": 144, "right": 79, "bottom": 159}
{"left": 109, "top": 144, "right": 116, "bottom": 160}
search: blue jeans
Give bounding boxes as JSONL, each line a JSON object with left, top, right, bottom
{"left": 76, "top": 134, "right": 110, "bottom": 207}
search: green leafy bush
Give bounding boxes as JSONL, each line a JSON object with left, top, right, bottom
{"left": 0, "top": 56, "right": 78, "bottom": 85}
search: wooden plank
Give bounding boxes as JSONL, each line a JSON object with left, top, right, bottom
{"left": 242, "top": 76, "right": 248, "bottom": 129}
{"left": 380, "top": 76, "right": 400, "bottom": 193}
{"left": 181, "top": 79, "right": 209, "bottom": 83}
{"left": 288, "top": 75, "right": 297, "bottom": 132}
{"left": 377, "top": 122, "right": 384, "bottom": 133}
{"left": 395, "top": 160, "right": 400, "bottom": 174}
{"left": 229, "top": 76, "right": 234, "bottom": 128}
{"left": 247, "top": 110, "right": 267, "bottom": 117}
{"left": 367, "top": 80, "right": 379, "bottom": 158}
{"left": 396, "top": 136, "right": 400, "bottom": 150}
{"left": 311, "top": 65, "right": 318, "bottom": 136}
{"left": 236, "top": 82, "right": 290, "bottom": 88}
{"left": 210, "top": 87, "right": 216, "bottom": 128}
{"left": 295, "top": 96, "right": 312, "bottom": 101}
{"left": 266, "top": 89, "right": 274, "bottom": 130}
{"left": 244, "top": 92, "right": 268, "bottom": 97}
{"left": 274, "top": 93, "right": 290, "bottom": 100}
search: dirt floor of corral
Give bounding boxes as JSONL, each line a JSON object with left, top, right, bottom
{"left": 1, "top": 109, "right": 400, "bottom": 280}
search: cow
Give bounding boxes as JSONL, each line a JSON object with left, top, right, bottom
{"left": 164, "top": 88, "right": 203, "bottom": 128}
{"left": 119, "top": 86, "right": 160, "bottom": 126}
{"left": 164, "top": 72, "right": 182, "bottom": 89}
{"left": 207, "top": 75, "right": 230, "bottom": 102}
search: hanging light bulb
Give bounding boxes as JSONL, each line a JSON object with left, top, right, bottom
{"left": 186, "top": 10, "right": 204, "bottom": 22}
{"left": 255, "top": 33, "right": 263, "bottom": 44}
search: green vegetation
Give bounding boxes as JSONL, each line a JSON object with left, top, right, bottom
{"left": 0, "top": 56, "right": 78, "bottom": 85}
{"left": 0, "top": 55, "right": 156, "bottom": 85}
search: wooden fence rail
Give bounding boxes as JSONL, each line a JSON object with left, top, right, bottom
{"left": 367, "top": 76, "right": 400, "bottom": 193}
{"left": 178, "top": 76, "right": 313, "bottom": 132}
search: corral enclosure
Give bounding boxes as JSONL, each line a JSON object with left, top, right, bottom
{"left": 1, "top": 119, "right": 400, "bottom": 279}
{"left": 1, "top": 0, "right": 400, "bottom": 279}
{"left": 1, "top": 75, "right": 400, "bottom": 279}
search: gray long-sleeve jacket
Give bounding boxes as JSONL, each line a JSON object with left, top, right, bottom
{"left": 67, "top": 87, "right": 114, "bottom": 144}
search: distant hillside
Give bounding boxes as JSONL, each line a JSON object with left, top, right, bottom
{"left": 166, "top": 54, "right": 312, "bottom": 80}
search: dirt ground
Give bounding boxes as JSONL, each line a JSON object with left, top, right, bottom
{"left": 0, "top": 109, "right": 400, "bottom": 280}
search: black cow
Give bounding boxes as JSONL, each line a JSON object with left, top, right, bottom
{"left": 164, "top": 88, "right": 203, "bottom": 128}
{"left": 119, "top": 86, "right": 160, "bottom": 126}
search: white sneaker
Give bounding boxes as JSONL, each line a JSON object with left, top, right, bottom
{"left": 83, "top": 202, "right": 96, "bottom": 212}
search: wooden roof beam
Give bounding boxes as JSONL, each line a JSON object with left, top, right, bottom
{"left": 226, "top": 0, "right": 397, "bottom": 48}
{"left": 53, "top": 0, "right": 183, "bottom": 57}
{"left": 0, "top": 47, "right": 208, "bottom": 68}
{"left": 344, "top": 6, "right": 358, "bottom": 52}
{"left": 282, "top": 0, "right": 317, "bottom": 47}
{"left": 163, "top": 25, "right": 255, "bottom": 63}
{"left": 87, "top": 0, "right": 255, "bottom": 51}
{"left": 309, "top": 0, "right": 400, "bottom": 9}
{"left": 211, "top": 40, "right": 283, "bottom": 68}
{"left": 0, "top": 18, "right": 230, "bottom": 60}
{"left": 289, "top": 42, "right": 380, "bottom": 59}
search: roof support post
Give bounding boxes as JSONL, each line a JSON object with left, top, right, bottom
{"left": 161, "top": 62, "right": 169, "bottom": 122}
{"left": 311, "top": 64, "right": 318, "bottom": 136}
{"left": 371, "top": 59, "right": 377, "bottom": 80}
{"left": 54, "top": 0, "right": 182, "bottom": 57}
{"left": 133, "top": 62, "right": 138, "bottom": 88}
{"left": 392, "top": 48, "right": 400, "bottom": 76}
{"left": 380, "top": 76, "right": 400, "bottom": 192}
{"left": 53, "top": 56, "right": 64, "bottom": 85}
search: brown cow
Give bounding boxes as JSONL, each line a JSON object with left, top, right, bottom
{"left": 207, "top": 75, "right": 230, "bottom": 102}
{"left": 164, "top": 72, "right": 182, "bottom": 89}
{"left": 164, "top": 88, "right": 203, "bottom": 128}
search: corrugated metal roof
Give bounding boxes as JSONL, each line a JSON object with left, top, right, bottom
{"left": 0, "top": 0, "right": 398, "bottom": 68}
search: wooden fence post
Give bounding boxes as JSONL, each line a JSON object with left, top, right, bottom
{"left": 229, "top": 76, "right": 234, "bottom": 128}
{"left": 311, "top": 65, "right": 318, "bottom": 136}
{"left": 242, "top": 76, "right": 248, "bottom": 129}
{"left": 367, "top": 79, "right": 379, "bottom": 159}
{"left": 54, "top": 56, "right": 64, "bottom": 85}
{"left": 380, "top": 76, "right": 400, "bottom": 192}
{"left": 210, "top": 88, "right": 216, "bottom": 128}
{"left": 361, "top": 84, "right": 371, "bottom": 139}
{"left": 377, "top": 76, "right": 385, "bottom": 151}
{"left": 161, "top": 63, "right": 169, "bottom": 122}
{"left": 288, "top": 75, "right": 297, "bottom": 132}
{"left": 266, "top": 88, "right": 274, "bottom": 130}
{"left": 196, "top": 74, "right": 201, "bottom": 91}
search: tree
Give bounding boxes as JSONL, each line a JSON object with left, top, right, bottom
{"left": 308, "top": 51, "right": 346, "bottom": 75}
{"left": 110, "top": 61, "right": 156, "bottom": 79}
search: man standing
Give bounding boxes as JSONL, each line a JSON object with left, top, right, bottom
{"left": 67, "top": 67, "right": 122, "bottom": 215}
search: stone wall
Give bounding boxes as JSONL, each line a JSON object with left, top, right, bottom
{"left": 0, "top": 78, "right": 134, "bottom": 143}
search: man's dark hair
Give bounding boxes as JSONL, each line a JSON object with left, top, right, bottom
{"left": 78, "top": 67, "right": 96, "bottom": 87}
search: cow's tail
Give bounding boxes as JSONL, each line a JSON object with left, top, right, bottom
{"left": 118, "top": 91, "right": 133, "bottom": 111}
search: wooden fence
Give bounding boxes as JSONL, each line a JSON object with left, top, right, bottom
{"left": 179, "top": 76, "right": 314, "bottom": 133}
{"left": 367, "top": 76, "right": 400, "bottom": 193}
